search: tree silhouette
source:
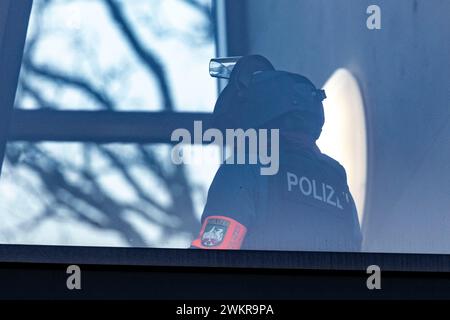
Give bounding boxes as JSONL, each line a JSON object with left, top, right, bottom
{"left": 3, "top": 0, "right": 215, "bottom": 247}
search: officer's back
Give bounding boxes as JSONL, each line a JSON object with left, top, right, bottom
{"left": 248, "top": 139, "right": 362, "bottom": 251}
{"left": 197, "top": 137, "right": 362, "bottom": 252}
{"left": 191, "top": 55, "right": 362, "bottom": 252}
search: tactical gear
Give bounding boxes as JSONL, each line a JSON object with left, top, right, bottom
{"left": 198, "top": 140, "right": 362, "bottom": 252}
{"left": 211, "top": 55, "right": 326, "bottom": 140}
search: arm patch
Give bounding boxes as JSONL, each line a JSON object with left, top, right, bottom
{"left": 191, "top": 216, "right": 247, "bottom": 250}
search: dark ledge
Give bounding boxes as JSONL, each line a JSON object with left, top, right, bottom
{"left": 0, "top": 244, "right": 449, "bottom": 272}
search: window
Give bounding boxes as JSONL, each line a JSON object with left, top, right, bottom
{"left": 1, "top": 0, "right": 219, "bottom": 248}
{"left": 1, "top": 0, "right": 450, "bottom": 257}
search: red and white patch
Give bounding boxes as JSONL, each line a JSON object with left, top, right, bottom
{"left": 191, "top": 216, "right": 247, "bottom": 250}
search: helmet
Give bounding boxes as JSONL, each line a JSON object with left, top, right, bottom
{"left": 210, "top": 55, "right": 327, "bottom": 140}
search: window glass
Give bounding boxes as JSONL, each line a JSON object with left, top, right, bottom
{"left": 1, "top": 0, "right": 218, "bottom": 248}
{"left": 0, "top": 142, "right": 220, "bottom": 247}
{"left": 2, "top": 0, "right": 450, "bottom": 255}
{"left": 16, "top": 0, "right": 216, "bottom": 112}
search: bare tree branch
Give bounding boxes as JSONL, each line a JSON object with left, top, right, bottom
{"left": 19, "top": 78, "right": 59, "bottom": 110}
{"left": 22, "top": 58, "right": 115, "bottom": 110}
{"left": 104, "top": 0, "right": 175, "bottom": 111}
{"left": 184, "top": 0, "right": 212, "bottom": 24}
{"left": 4, "top": 0, "right": 211, "bottom": 246}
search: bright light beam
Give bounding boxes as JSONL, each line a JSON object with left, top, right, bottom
{"left": 317, "top": 69, "right": 367, "bottom": 223}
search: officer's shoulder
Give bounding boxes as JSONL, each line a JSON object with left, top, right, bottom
{"left": 317, "top": 153, "right": 347, "bottom": 179}
{"left": 215, "top": 162, "right": 260, "bottom": 180}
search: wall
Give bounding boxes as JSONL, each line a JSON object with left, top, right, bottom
{"left": 241, "top": 0, "right": 450, "bottom": 253}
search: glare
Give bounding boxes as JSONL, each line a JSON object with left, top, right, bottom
{"left": 317, "top": 69, "right": 367, "bottom": 223}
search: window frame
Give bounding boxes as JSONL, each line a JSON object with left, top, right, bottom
{"left": 1, "top": 0, "right": 450, "bottom": 274}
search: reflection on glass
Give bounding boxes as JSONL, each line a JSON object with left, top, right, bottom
{"left": 0, "top": 142, "right": 220, "bottom": 247}
{"left": 16, "top": 0, "right": 216, "bottom": 112}
{"left": 318, "top": 69, "right": 367, "bottom": 223}
{"left": 209, "top": 57, "right": 242, "bottom": 79}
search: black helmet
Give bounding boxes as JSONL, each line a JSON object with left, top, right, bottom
{"left": 211, "top": 55, "right": 326, "bottom": 140}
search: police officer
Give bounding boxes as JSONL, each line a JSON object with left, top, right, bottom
{"left": 191, "top": 55, "right": 362, "bottom": 252}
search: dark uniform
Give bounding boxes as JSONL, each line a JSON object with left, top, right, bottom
{"left": 193, "top": 139, "right": 362, "bottom": 252}
{"left": 191, "top": 55, "right": 362, "bottom": 252}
